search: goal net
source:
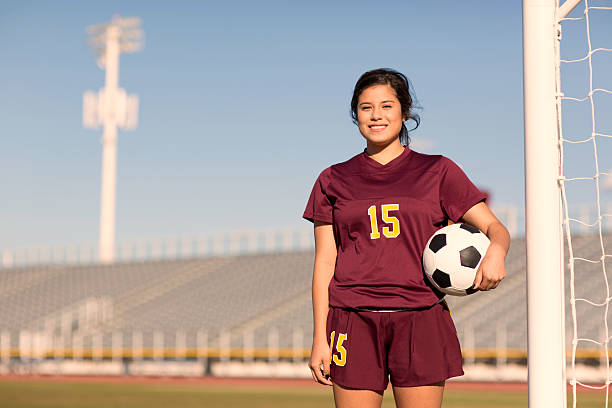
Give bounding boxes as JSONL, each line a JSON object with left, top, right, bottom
{"left": 557, "top": 0, "right": 612, "bottom": 406}
{"left": 524, "top": 0, "right": 612, "bottom": 406}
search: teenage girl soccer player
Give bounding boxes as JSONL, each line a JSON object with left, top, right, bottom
{"left": 303, "top": 68, "right": 510, "bottom": 408}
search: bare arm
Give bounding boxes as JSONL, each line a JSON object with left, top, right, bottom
{"left": 308, "top": 220, "right": 337, "bottom": 385}
{"left": 461, "top": 201, "right": 511, "bottom": 290}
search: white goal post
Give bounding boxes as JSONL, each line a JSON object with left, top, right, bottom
{"left": 523, "top": 0, "right": 585, "bottom": 406}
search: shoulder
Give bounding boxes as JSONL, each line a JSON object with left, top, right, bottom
{"left": 405, "top": 149, "right": 447, "bottom": 173}
{"left": 315, "top": 166, "right": 333, "bottom": 186}
{"left": 435, "top": 155, "right": 470, "bottom": 176}
{"left": 410, "top": 150, "right": 465, "bottom": 169}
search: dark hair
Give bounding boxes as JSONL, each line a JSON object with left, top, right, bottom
{"left": 350, "top": 68, "right": 420, "bottom": 146}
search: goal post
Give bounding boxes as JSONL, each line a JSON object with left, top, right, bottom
{"left": 522, "top": 0, "right": 583, "bottom": 406}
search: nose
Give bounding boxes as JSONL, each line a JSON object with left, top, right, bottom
{"left": 370, "top": 106, "right": 382, "bottom": 120}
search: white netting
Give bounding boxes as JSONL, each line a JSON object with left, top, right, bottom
{"left": 557, "top": 1, "right": 612, "bottom": 406}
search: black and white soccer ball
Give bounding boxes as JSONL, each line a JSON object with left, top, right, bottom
{"left": 422, "top": 223, "right": 490, "bottom": 296}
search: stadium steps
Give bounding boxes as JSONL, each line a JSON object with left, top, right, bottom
{"left": 220, "top": 289, "right": 311, "bottom": 346}
{"left": 563, "top": 233, "right": 612, "bottom": 348}
{"left": 0, "top": 265, "right": 70, "bottom": 301}
{"left": 86, "top": 251, "right": 314, "bottom": 347}
{"left": 0, "top": 259, "right": 212, "bottom": 332}
{"left": 105, "top": 258, "right": 234, "bottom": 331}
{"left": 1, "top": 233, "right": 611, "bottom": 353}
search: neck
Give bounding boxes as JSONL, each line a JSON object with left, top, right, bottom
{"left": 365, "top": 139, "right": 405, "bottom": 165}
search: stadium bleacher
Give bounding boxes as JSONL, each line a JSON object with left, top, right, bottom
{"left": 0, "top": 233, "right": 610, "bottom": 367}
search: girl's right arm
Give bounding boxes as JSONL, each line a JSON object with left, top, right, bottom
{"left": 308, "top": 220, "right": 337, "bottom": 386}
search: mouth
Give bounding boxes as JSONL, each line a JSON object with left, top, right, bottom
{"left": 368, "top": 125, "right": 387, "bottom": 132}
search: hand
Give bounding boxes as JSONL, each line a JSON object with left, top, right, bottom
{"left": 473, "top": 244, "right": 506, "bottom": 291}
{"left": 308, "top": 338, "right": 333, "bottom": 386}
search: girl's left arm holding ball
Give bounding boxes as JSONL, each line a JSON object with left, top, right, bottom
{"left": 461, "top": 202, "right": 510, "bottom": 291}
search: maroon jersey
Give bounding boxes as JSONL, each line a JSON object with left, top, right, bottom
{"left": 303, "top": 147, "right": 486, "bottom": 309}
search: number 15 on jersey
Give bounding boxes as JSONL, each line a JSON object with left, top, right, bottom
{"left": 368, "top": 204, "right": 400, "bottom": 239}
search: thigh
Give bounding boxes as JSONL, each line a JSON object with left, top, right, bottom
{"left": 333, "top": 382, "right": 384, "bottom": 408}
{"left": 392, "top": 381, "right": 445, "bottom": 408}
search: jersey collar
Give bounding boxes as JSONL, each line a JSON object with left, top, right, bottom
{"left": 360, "top": 145, "right": 412, "bottom": 171}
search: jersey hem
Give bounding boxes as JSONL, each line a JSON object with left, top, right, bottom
{"left": 302, "top": 212, "right": 333, "bottom": 223}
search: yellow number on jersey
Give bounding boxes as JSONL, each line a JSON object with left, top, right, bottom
{"left": 381, "top": 204, "right": 400, "bottom": 238}
{"left": 368, "top": 204, "right": 400, "bottom": 239}
{"left": 367, "top": 206, "right": 380, "bottom": 239}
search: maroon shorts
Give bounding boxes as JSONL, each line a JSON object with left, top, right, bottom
{"left": 326, "top": 302, "right": 463, "bottom": 391}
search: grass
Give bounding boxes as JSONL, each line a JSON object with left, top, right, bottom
{"left": 0, "top": 379, "right": 606, "bottom": 408}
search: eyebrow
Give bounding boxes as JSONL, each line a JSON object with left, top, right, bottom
{"left": 358, "top": 100, "right": 396, "bottom": 106}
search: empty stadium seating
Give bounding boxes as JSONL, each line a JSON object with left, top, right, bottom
{"left": 0, "top": 233, "right": 610, "bottom": 364}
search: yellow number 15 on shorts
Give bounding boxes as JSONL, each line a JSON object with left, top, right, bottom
{"left": 329, "top": 330, "right": 348, "bottom": 366}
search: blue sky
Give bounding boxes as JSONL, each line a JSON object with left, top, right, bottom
{"left": 0, "top": 1, "right": 610, "bottom": 250}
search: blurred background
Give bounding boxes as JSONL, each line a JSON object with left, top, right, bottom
{"left": 0, "top": 1, "right": 611, "bottom": 406}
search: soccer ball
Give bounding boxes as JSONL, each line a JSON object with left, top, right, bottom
{"left": 422, "top": 223, "right": 490, "bottom": 296}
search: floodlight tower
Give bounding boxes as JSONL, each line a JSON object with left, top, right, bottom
{"left": 83, "top": 15, "right": 143, "bottom": 264}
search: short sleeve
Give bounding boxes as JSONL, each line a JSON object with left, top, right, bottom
{"left": 303, "top": 168, "right": 334, "bottom": 224}
{"left": 439, "top": 157, "right": 487, "bottom": 222}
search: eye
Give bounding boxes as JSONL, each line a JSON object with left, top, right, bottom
{"left": 383, "top": 105, "right": 392, "bottom": 109}
{"left": 360, "top": 106, "right": 372, "bottom": 111}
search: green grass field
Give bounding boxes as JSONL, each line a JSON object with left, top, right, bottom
{"left": 0, "top": 379, "right": 605, "bottom": 408}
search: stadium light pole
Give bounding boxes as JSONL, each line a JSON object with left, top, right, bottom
{"left": 523, "top": 0, "right": 584, "bottom": 406}
{"left": 83, "top": 15, "right": 142, "bottom": 264}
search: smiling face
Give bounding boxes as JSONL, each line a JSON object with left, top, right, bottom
{"left": 356, "top": 84, "right": 405, "bottom": 148}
